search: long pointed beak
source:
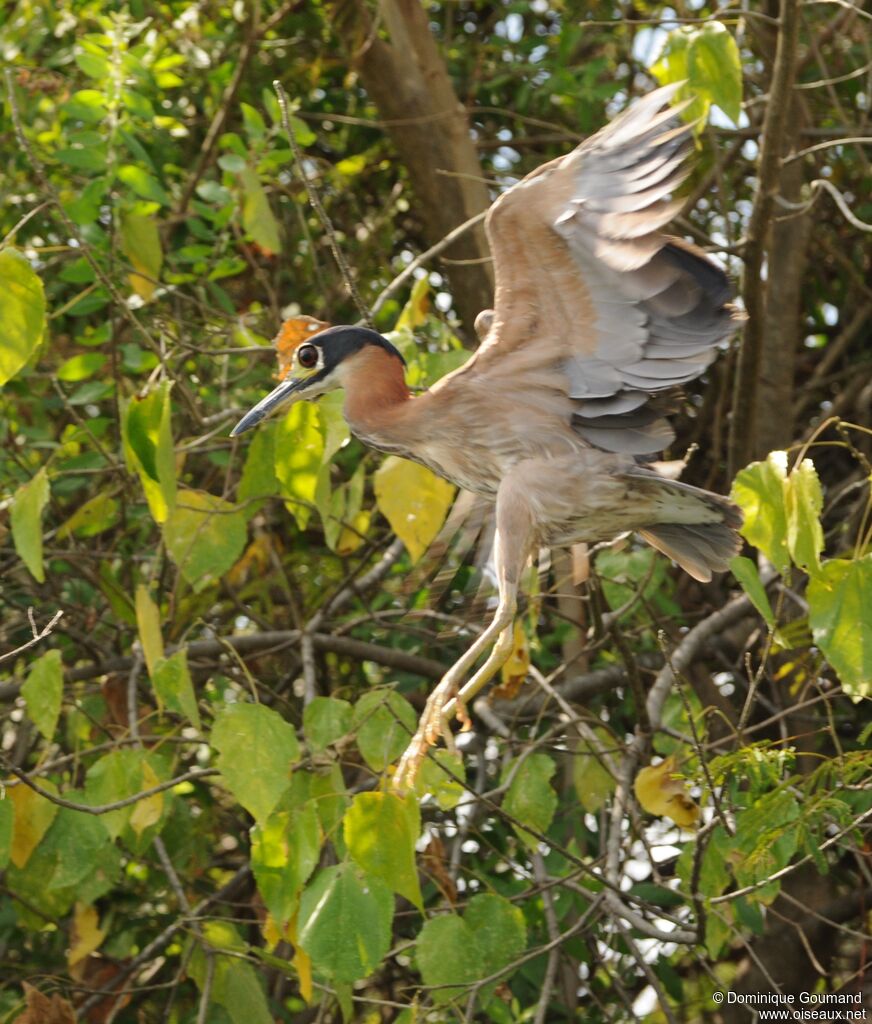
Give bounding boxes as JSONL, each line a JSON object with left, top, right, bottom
{"left": 230, "top": 377, "right": 307, "bottom": 436}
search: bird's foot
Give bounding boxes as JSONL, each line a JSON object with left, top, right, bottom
{"left": 392, "top": 675, "right": 462, "bottom": 793}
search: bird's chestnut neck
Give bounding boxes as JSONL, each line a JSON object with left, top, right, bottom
{"left": 341, "top": 345, "right": 412, "bottom": 436}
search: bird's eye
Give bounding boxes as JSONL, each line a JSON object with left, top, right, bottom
{"left": 297, "top": 344, "right": 319, "bottom": 369}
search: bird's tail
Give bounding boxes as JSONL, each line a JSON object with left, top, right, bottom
{"left": 631, "top": 475, "right": 743, "bottom": 582}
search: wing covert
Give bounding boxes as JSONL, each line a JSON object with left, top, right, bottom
{"left": 474, "top": 83, "right": 743, "bottom": 456}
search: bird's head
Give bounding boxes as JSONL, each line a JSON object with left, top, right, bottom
{"left": 230, "top": 323, "right": 406, "bottom": 437}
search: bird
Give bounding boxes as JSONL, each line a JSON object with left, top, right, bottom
{"left": 231, "top": 84, "right": 744, "bottom": 790}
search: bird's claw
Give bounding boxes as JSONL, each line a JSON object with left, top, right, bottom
{"left": 392, "top": 675, "right": 463, "bottom": 793}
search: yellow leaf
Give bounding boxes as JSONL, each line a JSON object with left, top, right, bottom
{"left": 493, "top": 621, "right": 530, "bottom": 700}
{"left": 634, "top": 755, "right": 700, "bottom": 828}
{"left": 68, "top": 902, "right": 106, "bottom": 969}
{"left": 8, "top": 780, "right": 59, "bottom": 868}
{"left": 129, "top": 760, "right": 163, "bottom": 836}
{"left": 336, "top": 510, "right": 370, "bottom": 556}
{"left": 396, "top": 275, "right": 430, "bottom": 331}
{"left": 135, "top": 585, "right": 164, "bottom": 679}
{"left": 287, "top": 913, "right": 313, "bottom": 1003}
{"left": 373, "top": 456, "right": 456, "bottom": 564}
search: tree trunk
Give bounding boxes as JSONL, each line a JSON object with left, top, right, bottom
{"left": 330, "top": 0, "right": 494, "bottom": 338}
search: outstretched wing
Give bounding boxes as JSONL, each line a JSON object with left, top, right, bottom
{"left": 467, "top": 83, "right": 743, "bottom": 455}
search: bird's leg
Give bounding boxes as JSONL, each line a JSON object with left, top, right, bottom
{"left": 392, "top": 598, "right": 516, "bottom": 792}
{"left": 393, "top": 473, "right": 534, "bottom": 793}
{"left": 440, "top": 619, "right": 516, "bottom": 732}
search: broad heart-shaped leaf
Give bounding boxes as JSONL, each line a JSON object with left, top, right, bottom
{"left": 8, "top": 778, "right": 59, "bottom": 868}
{"left": 374, "top": 456, "right": 456, "bottom": 564}
{"left": 135, "top": 584, "right": 164, "bottom": 677}
{"left": 502, "top": 753, "right": 558, "bottom": 848}
{"left": 464, "top": 893, "right": 527, "bottom": 980}
{"left": 731, "top": 452, "right": 790, "bottom": 574}
{"left": 303, "top": 696, "right": 353, "bottom": 752}
{"left": 119, "top": 210, "right": 163, "bottom": 300}
{"left": 163, "top": 489, "right": 247, "bottom": 592}
{"left": 785, "top": 458, "right": 824, "bottom": 577}
{"left": 11, "top": 467, "right": 50, "bottom": 582}
{"left": 808, "top": 555, "right": 872, "bottom": 699}
{"left": 0, "top": 247, "right": 45, "bottom": 386}
{"left": 352, "top": 689, "right": 417, "bottom": 772}
{"left": 687, "top": 22, "right": 742, "bottom": 124}
{"left": 21, "top": 649, "right": 63, "bottom": 741}
{"left": 298, "top": 864, "right": 393, "bottom": 982}
{"left": 251, "top": 800, "right": 322, "bottom": 926}
{"left": 345, "top": 792, "right": 423, "bottom": 909}
{"left": 122, "top": 381, "right": 176, "bottom": 524}
{"left": 83, "top": 749, "right": 172, "bottom": 846}
{"left": 416, "top": 914, "right": 483, "bottom": 1003}
{"left": 211, "top": 702, "right": 301, "bottom": 822}
{"left": 152, "top": 649, "right": 201, "bottom": 728}
{"left": 274, "top": 401, "right": 324, "bottom": 531}
{"left": 730, "top": 556, "right": 776, "bottom": 628}
{"left": 241, "top": 166, "right": 281, "bottom": 255}
{"left": 415, "top": 749, "right": 466, "bottom": 811}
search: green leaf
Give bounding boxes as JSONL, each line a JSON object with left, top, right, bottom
{"left": 318, "top": 390, "right": 351, "bottom": 463}
{"left": 8, "top": 779, "right": 58, "bottom": 868}
{"left": 135, "top": 584, "right": 164, "bottom": 677}
{"left": 730, "top": 556, "right": 776, "bottom": 628}
{"left": 238, "top": 420, "right": 279, "bottom": 517}
{"left": 57, "top": 493, "right": 120, "bottom": 540}
{"left": 345, "top": 792, "right": 423, "bottom": 908}
{"left": 0, "top": 246, "right": 45, "bottom": 385}
{"left": 240, "top": 167, "right": 280, "bottom": 255}
{"left": 119, "top": 210, "right": 163, "bottom": 300}
{"left": 211, "top": 702, "right": 301, "bottom": 822}
{"left": 352, "top": 690, "right": 417, "bottom": 772}
{"left": 46, "top": 805, "right": 116, "bottom": 890}
{"left": 464, "top": 893, "right": 526, "bottom": 979}
{"left": 189, "top": 930, "right": 273, "bottom": 1024}
{"left": 687, "top": 22, "right": 742, "bottom": 124}
{"left": 274, "top": 402, "right": 324, "bottom": 531}
{"left": 56, "top": 353, "right": 106, "bottom": 382}
{"left": 731, "top": 452, "right": 790, "bottom": 574}
{"left": 117, "top": 164, "right": 170, "bottom": 205}
{"left": 0, "top": 799, "right": 13, "bottom": 870}
{"left": 11, "top": 467, "right": 50, "bottom": 582}
{"left": 298, "top": 864, "right": 393, "bottom": 982}
{"left": 502, "top": 753, "right": 558, "bottom": 848}
{"left": 152, "top": 649, "right": 201, "bottom": 729}
{"left": 785, "top": 459, "right": 824, "bottom": 577}
{"left": 122, "top": 381, "right": 176, "bottom": 524}
{"left": 21, "top": 649, "right": 63, "bottom": 741}
{"left": 415, "top": 749, "right": 466, "bottom": 811}
{"left": 84, "top": 749, "right": 148, "bottom": 840}
{"left": 808, "top": 555, "right": 872, "bottom": 699}
{"left": 571, "top": 727, "right": 616, "bottom": 814}
{"left": 650, "top": 28, "right": 710, "bottom": 125}
{"left": 416, "top": 915, "right": 483, "bottom": 1003}
{"left": 374, "top": 456, "right": 456, "bottom": 563}
{"left": 303, "top": 696, "right": 353, "bottom": 752}
{"left": 219, "top": 958, "right": 274, "bottom": 1024}
{"left": 163, "top": 489, "right": 248, "bottom": 592}
{"left": 251, "top": 802, "right": 322, "bottom": 926}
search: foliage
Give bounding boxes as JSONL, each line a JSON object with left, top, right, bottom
{"left": 1, "top": 2, "right": 870, "bottom": 1022}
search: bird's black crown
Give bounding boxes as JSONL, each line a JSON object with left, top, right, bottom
{"left": 308, "top": 325, "right": 406, "bottom": 374}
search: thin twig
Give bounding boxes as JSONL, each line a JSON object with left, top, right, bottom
{"left": 0, "top": 609, "right": 64, "bottom": 665}
{"left": 273, "top": 80, "right": 371, "bottom": 323}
